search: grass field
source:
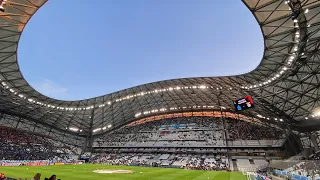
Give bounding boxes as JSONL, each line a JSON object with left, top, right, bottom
{"left": 0, "top": 164, "right": 247, "bottom": 180}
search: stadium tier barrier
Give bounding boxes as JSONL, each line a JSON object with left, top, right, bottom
{"left": 0, "top": 160, "right": 48, "bottom": 166}
{"left": 0, "top": 160, "right": 84, "bottom": 167}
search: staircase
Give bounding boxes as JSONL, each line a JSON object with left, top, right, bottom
{"left": 232, "top": 160, "right": 238, "bottom": 171}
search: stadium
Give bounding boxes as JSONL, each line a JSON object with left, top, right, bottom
{"left": 0, "top": 0, "right": 319, "bottom": 179}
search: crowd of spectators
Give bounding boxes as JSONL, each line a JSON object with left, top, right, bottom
{"left": 94, "top": 116, "right": 285, "bottom": 148}
{"left": 91, "top": 153, "right": 231, "bottom": 171}
{"left": 0, "top": 126, "right": 61, "bottom": 160}
{"left": 308, "top": 151, "right": 320, "bottom": 161}
{"left": 226, "top": 118, "right": 284, "bottom": 140}
{"left": 186, "top": 156, "right": 230, "bottom": 171}
{"left": 0, "top": 172, "right": 58, "bottom": 180}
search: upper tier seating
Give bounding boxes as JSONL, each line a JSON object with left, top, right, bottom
{"left": 94, "top": 116, "right": 285, "bottom": 148}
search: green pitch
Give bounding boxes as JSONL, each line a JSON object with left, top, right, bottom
{"left": 0, "top": 164, "right": 247, "bottom": 180}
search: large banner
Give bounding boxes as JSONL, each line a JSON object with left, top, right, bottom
{"left": 0, "top": 160, "right": 49, "bottom": 167}
{"left": 0, "top": 160, "right": 84, "bottom": 167}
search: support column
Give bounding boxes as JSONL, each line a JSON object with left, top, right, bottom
{"left": 310, "top": 134, "right": 319, "bottom": 152}
{"left": 81, "top": 108, "right": 96, "bottom": 156}
{"left": 217, "top": 91, "right": 229, "bottom": 149}
{"left": 217, "top": 91, "right": 230, "bottom": 167}
{"left": 87, "top": 108, "right": 95, "bottom": 153}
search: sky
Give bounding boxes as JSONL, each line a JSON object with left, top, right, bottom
{"left": 18, "top": 0, "right": 263, "bottom": 101}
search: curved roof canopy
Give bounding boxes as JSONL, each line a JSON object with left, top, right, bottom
{"left": 0, "top": 0, "right": 319, "bottom": 135}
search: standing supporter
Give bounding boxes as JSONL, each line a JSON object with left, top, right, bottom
{"left": 48, "top": 174, "right": 56, "bottom": 180}
{"left": 32, "top": 173, "right": 41, "bottom": 180}
{"left": 0, "top": 173, "right": 5, "bottom": 180}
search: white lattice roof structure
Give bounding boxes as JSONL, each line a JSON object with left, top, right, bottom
{"left": 0, "top": 0, "right": 319, "bottom": 146}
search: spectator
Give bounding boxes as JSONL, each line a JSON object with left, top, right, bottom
{"left": 0, "top": 173, "right": 5, "bottom": 180}
{"left": 48, "top": 175, "right": 56, "bottom": 180}
{"left": 33, "top": 173, "right": 41, "bottom": 180}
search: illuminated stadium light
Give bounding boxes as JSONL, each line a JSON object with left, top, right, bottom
{"left": 151, "top": 109, "right": 159, "bottom": 113}
{"left": 102, "top": 126, "right": 107, "bottom": 130}
{"left": 241, "top": 11, "right": 304, "bottom": 91}
{"left": 107, "top": 124, "right": 112, "bottom": 128}
{"left": 93, "top": 128, "right": 101, "bottom": 133}
{"left": 305, "top": 117, "right": 308, "bottom": 120}
{"left": 305, "top": 8, "right": 309, "bottom": 13}
{"left": 69, "top": 127, "right": 79, "bottom": 132}
{"left": 312, "top": 111, "right": 320, "bottom": 118}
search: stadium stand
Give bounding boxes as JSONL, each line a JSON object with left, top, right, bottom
{"left": 93, "top": 116, "right": 285, "bottom": 148}
{"left": 0, "top": 126, "right": 60, "bottom": 160}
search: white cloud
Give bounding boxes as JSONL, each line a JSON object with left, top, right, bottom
{"left": 33, "top": 79, "right": 68, "bottom": 98}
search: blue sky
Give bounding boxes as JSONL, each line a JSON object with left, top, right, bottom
{"left": 19, "top": 0, "right": 263, "bottom": 100}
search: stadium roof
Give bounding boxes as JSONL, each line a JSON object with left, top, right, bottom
{"left": 0, "top": 0, "right": 320, "bottom": 136}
